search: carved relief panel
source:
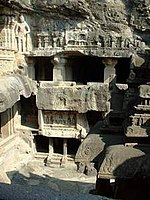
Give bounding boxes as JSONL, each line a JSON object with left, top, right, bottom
{"left": 33, "top": 7, "right": 145, "bottom": 53}
{"left": 43, "top": 111, "right": 76, "bottom": 128}
{"left": 0, "top": 14, "right": 32, "bottom": 52}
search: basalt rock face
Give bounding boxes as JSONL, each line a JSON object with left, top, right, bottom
{"left": 1, "top": 0, "right": 150, "bottom": 46}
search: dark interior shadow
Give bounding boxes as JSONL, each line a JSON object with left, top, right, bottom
{"left": 113, "top": 153, "right": 150, "bottom": 200}
{"left": 0, "top": 169, "right": 97, "bottom": 200}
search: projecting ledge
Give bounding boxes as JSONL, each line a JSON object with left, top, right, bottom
{"left": 39, "top": 128, "right": 80, "bottom": 138}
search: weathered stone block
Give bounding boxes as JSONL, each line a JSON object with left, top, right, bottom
{"left": 37, "top": 83, "right": 109, "bottom": 113}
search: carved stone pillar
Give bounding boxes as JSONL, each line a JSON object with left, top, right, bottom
{"left": 13, "top": 102, "right": 21, "bottom": 131}
{"left": 102, "top": 58, "right": 118, "bottom": 84}
{"left": 27, "top": 57, "right": 35, "bottom": 80}
{"left": 38, "top": 110, "right": 44, "bottom": 131}
{"left": 49, "top": 138, "right": 54, "bottom": 156}
{"left": 44, "top": 35, "right": 49, "bottom": 48}
{"left": 37, "top": 35, "right": 42, "bottom": 49}
{"left": 63, "top": 138, "right": 67, "bottom": 157}
{"left": 52, "top": 56, "right": 66, "bottom": 81}
{"left": 10, "top": 17, "right": 16, "bottom": 50}
{"left": 102, "top": 58, "right": 118, "bottom": 119}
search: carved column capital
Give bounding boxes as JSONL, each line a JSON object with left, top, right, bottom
{"left": 52, "top": 56, "right": 67, "bottom": 81}
{"left": 51, "top": 56, "right": 60, "bottom": 66}
{"left": 102, "top": 58, "right": 118, "bottom": 68}
{"left": 52, "top": 56, "right": 67, "bottom": 66}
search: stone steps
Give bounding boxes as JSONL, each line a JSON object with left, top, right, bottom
{"left": 34, "top": 152, "right": 74, "bottom": 166}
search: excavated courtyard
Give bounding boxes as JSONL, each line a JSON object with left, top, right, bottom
{"left": 0, "top": 158, "right": 112, "bottom": 200}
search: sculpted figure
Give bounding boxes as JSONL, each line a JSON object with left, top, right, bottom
{"left": 15, "top": 15, "right": 30, "bottom": 52}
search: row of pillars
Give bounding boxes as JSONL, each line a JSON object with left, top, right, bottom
{"left": 49, "top": 138, "right": 67, "bottom": 157}
{"left": 52, "top": 56, "right": 118, "bottom": 83}
{"left": 27, "top": 56, "right": 118, "bottom": 83}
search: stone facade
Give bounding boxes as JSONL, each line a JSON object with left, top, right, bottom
{"left": 1, "top": 1, "right": 150, "bottom": 198}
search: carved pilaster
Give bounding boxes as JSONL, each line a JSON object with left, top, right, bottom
{"left": 49, "top": 138, "right": 54, "bottom": 156}
{"left": 26, "top": 57, "right": 35, "bottom": 79}
{"left": 102, "top": 58, "right": 118, "bottom": 84}
{"left": 52, "top": 56, "right": 67, "bottom": 81}
{"left": 63, "top": 139, "right": 67, "bottom": 157}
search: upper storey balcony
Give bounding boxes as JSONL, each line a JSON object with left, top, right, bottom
{"left": 35, "top": 56, "right": 129, "bottom": 115}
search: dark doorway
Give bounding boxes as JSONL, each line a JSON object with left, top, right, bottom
{"left": 115, "top": 58, "right": 131, "bottom": 84}
{"left": 69, "top": 55, "right": 104, "bottom": 84}
{"left": 86, "top": 111, "right": 103, "bottom": 128}
{"left": 34, "top": 57, "right": 53, "bottom": 81}
{"left": 20, "top": 95, "right": 38, "bottom": 129}
{"left": 67, "top": 138, "right": 81, "bottom": 155}
{"left": 53, "top": 138, "right": 63, "bottom": 154}
{"left": 34, "top": 135, "right": 49, "bottom": 153}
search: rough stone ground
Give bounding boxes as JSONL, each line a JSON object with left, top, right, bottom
{"left": 0, "top": 159, "right": 112, "bottom": 200}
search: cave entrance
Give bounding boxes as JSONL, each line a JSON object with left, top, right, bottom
{"left": 53, "top": 138, "right": 63, "bottom": 154}
{"left": 34, "top": 135, "right": 49, "bottom": 153}
{"left": 115, "top": 58, "right": 131, "bottom": 84}
{"left": 34, "top": 57, "right": 53, "bottom": 81}
{"left": 86, "top": 111, "right": 103, "bottom": 128}
{"left": 66, "top": 55, "right": 104, "bottom": 84}
{"left": 67, "top": 138, "right": 81, "bottom": 156}
{"left": 20, "top": 95, "right": 38, "bottom": 129}
{"left": 53, "top": 138, "right": 81, "bottom": 156}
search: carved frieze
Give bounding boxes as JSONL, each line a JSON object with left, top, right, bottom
{"left": 35, "top": 28, "right": 145, "bottom": 50}
{"left": 39, "top": 110, "right": 89, "bottom": 139}
{"left": 139, "top": 85, "right": 150, "bottom": 99}
{"left": 130, "top": 114, "right": 150, "bottom": 126}
{"left": 31, "top": 6, "right": 145, "bottom": 57}
{"left": 0, "top": 3, "right": 147, "bottom": 58}
{"left": 43, "top": 111, "right": 76, "bottom": 128}
{"left": 32, "top": 26, "right": 145, "bottom": 58}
